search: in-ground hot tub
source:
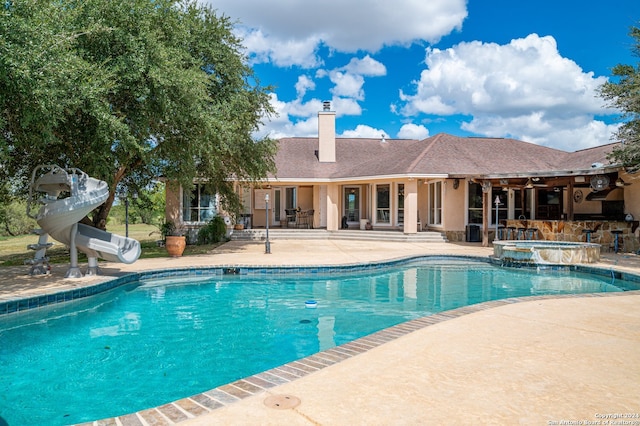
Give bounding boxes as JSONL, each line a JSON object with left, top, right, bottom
{"left": 493, "top": 240, "right": 601, "bottom": 265}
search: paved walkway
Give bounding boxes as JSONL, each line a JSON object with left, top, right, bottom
{"left": 1, "top": 241, "right": 639, "bottom": 425}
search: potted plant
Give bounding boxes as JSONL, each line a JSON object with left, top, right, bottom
{"left": 164, "top": 222, "right": 186, "bottom": 257}
{"left": 231, "top": 210, "right": 245, "bottom": 230}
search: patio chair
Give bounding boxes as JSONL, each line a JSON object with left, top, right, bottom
{"left": 284, "top": 209, "right": 297, "bottom": 228}
{"left": 306, "top": 209, "right": 314, "bottom": 229}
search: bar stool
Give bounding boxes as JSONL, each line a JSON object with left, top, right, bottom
{"left": 497, "top": 226, "right": 506, "bottom": 240}
{"left": 516, "top": 227, "right": 526, "bottom": 240}
{"left": 581, "top": 229, "right": 593, "bottom": 243}
{"left": 525, "top": 228, "right": 539, "bottom": 240}
{"left": 506, "top": 226, "right": 517, "bottom": 240}
{"left": 611, "top": 230, "right": 624, "bottom": 253}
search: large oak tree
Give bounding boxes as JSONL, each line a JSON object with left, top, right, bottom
{"left": 599, "top": 24, "right": 640, "bottom": 172}
{"left": 0, "top": 0, "right": 277, "bottom": 229}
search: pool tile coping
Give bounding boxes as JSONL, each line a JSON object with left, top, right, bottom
{"left": 2, "top": 255, "right": 640, "bottom": 316}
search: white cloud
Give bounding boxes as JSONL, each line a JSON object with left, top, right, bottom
{"left": 342, "top": 55, "right": 387, "bottom": 77}
{"left": 295, "top": 75, "right": 315, "bottom": 98}
{"left": 258, "top": 93, "right": 364, "bottom": 139}
{"left": 461, "top": 114, "right": 620, "bottom": 151}
{"left": 398, "top": 34, "right": 617, "bottom": 149}
{"left": 340, "top": 125, "right": 390, "bottom": 139}
{"left": 331, "top": 97, "right": 363, "bottom": 116}
{"left": 237, "top": 28, "right": 323, "bottom": 68}
{"left": 397, "top": 123, "right": 430, "bottom": 140}
{"left": 256, "top": 95, "right": 319, "bottom": 139}
{"left": 400, "top": 34, "right": 609, "bottom": 116}
{"left": 257, "top": 54, "right": 382, "bottom": 138}
{"left": 329, "top": 72, "right": 365, "bottom": 100}
{"left": 204, "top": 0, "right": 467, "bottom": 65}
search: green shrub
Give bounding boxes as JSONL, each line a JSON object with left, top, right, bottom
{"left": 160, "top": 221, "right": 176, "bottom": 240}
{"left": 197, "top": 216, "right": 227, "bottom": 245}
{"left": 0, "top": 200, "right": 38, "bottom": 237}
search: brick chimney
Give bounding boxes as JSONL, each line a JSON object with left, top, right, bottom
{"left": 318, "top": 101, "right": 336, "bottom": 162}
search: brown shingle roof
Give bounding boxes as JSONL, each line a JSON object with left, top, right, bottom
{"left": 270, "top": 133, "right": 620, "bottom": 180}
{"left": 562, "top": 142, "right": 619, "bottom": 170}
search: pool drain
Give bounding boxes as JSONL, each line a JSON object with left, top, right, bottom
{"left": 263, "top": 394, "right": 301, "bottom": 410}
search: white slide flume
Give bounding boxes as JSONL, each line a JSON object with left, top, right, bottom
{"left": 27, "top": 165, "right": 141, "bottom": 277}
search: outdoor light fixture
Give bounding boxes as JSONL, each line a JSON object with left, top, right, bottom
{"left": 525, "top": 179, "right": 534, "bottom": 189}
{"left": 264, "top": 193, "right": 271, "bottom": 254}
{"left": 124, "top": 191, "right": 137, "bottom": 238}
{"left": 615, "top": 177, "right": 626, "bottom": 187}
{"left": 494, "top": 195, "right": 501, "bottom": 241}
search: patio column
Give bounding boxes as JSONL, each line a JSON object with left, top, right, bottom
{"left": 567, "top": 181, "right": 574, "bottom": 220}
{"left": 403, "top": 179, "right": 418, "bottom": 234}
{"left": 326, "top": 183, "right": 340, "bottom": 231}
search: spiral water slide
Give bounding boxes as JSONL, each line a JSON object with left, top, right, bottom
{"left": 28, "top": 165, "right": 141, "bottom": 277}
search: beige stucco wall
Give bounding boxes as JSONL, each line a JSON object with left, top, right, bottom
{"left": 572, "top": 188, "right": 601, "bottom": 215}
{"left": 622, "top": 171, "right": 640, "bottom": 220}
{"left": 442, "top": 178, "right": 467, "bottom": 232}
{"left": 326, "top": 183, "right": 340, "bottom": 231}
{"left": 297, "top": 186, "right": 314, "bottom": 211}
{"left": 403, "top": 179, "right": 418, "bottom": 234}
{"left": 318, "top": 111, "right": 336, "bottom": 162}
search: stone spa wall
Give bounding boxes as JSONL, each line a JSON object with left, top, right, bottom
{"left": 505, "top": 219, "right": 639, "bottom": 253}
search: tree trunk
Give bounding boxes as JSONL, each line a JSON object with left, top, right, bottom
{"left": 92, "top": 192, "right": 115, "bottom": 230}
{"left": 91, "top": 167, "right": 127, "bottom": 230}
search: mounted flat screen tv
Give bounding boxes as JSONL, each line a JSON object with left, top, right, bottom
{"left": 546, "top": 192, "right": 560, "bottom": 205}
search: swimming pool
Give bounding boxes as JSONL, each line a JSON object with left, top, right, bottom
{"left": 1, "top": 258, "right": 638, "bottom": 425}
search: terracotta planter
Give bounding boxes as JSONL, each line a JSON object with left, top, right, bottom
{"left": 234, "top": 224, "right": 244, "bottom": 230}
{"left": 165, "top": 236, "right": 186, "bottom": 257}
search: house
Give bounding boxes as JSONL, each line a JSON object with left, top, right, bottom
{"left": 166, "top": 102, "right": 640, "bottom": 247}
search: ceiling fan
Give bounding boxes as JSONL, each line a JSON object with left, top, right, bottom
{"left": 590, "top": 175, "right": 610, "bottom": 192}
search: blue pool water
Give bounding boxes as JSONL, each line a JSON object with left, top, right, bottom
{"left": 0, "top": 259, "right": 637, "bottom": 425}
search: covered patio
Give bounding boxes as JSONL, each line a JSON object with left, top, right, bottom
{"left": 474, "top": 166, "right": 640, "bottom": 252}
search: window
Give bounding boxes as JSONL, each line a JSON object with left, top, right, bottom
{"left": 239, "top": 186, "right": 252, "bottom": 228}
{"left": 513, "top": 188, "right": 533, "bottom": 219}
{"left": 397, "top": 184, "right": 404, "bottom": 224}
{"left": 376, "top": 184, "right": 390, "bottom": 223}
{"left": 468, "top": 183, "right": 508, "bottom": 225}
{"left": 182, "top": 183, "right": 217, "bottom": 223}
{"left": 468, "top": 182, "right": 483, "bottom": 224}
{"left": 491, "top": 187, "right": 507, "bottom": 224}
{"left": 285, "top": 187, "right": 297, "bottom": 209}
{"left": 344, "top": 187, "right": 360, "bottom": 222}
{"left": 428, "top": 181, "right": 442, "bottom": 225}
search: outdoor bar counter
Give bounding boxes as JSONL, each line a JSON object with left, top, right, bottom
{"left": 504, "top": 219, "right": 639, "bottom": 252}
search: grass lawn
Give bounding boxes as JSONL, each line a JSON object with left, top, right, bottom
{"left": 0, "top": 223, "right": 223, "bottom": 267}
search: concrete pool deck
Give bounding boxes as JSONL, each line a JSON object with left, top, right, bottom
{"left": 1, "top": 240, "right": 640, "bottom": 425}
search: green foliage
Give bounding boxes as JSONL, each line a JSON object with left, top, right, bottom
{"left": 109, "top": 181, "right": 165, "bottom": 225}
{"left": 0, "top": 0, "right": 276, "bottom": 229}
{"left": 160, "top": 221, "right": 176, "bottom": 239}
{"left": 197, "top": 216, "right": 227, "bottom": 245}
{"left": 0, "top": 199, "right": 37, "bottom": 237}
{"left": 599, "top": 24, "right": 640, "bottom": 172}
{"left": 136, "top": 181, "right": 166, "bottom": 225}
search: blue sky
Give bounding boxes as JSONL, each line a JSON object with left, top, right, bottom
{"left": 202, "top": 0, "right": 639, "bottom": 151}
